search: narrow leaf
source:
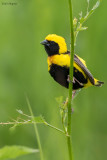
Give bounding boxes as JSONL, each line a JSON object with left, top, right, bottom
{"left": 16, "top": 109, "right": 23, "bottom": 115}
{"left": 79, "top": 11, "right": 82, "bottom": 19}
{"left": 77, "top": 26, "right": 88, "bottom": 31}
{"left": 92, "top": 1, "right": 100, "bottom": 11}
{"left": 33, "top": 116, "right": 45, "bottom": 123}
{"left": 0, "top": 145, "right": 39, "bottom": 160}
{"left": 80, "top": 0, "right": 101, "bottom": 24}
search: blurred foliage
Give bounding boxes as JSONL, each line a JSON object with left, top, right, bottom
{"left": 0, "top": 145, "right": 38, "bottom": 160}
{"left": 0, "top": 0, "right": 106, "bottom": 160}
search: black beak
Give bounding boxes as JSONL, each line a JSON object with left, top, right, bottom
{"left": 40, "top": 40, "right": 49, "bottom": 46}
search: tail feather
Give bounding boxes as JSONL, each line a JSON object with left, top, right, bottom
{"left": 95, "top": 80, "right": 104, "bottom": 87}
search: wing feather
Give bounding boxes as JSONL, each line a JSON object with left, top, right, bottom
{"left": 65, "top": 51, "right": 95, "bottom": 85}
{"left": 74, "top": 54, "right": 95, "bottom": 85}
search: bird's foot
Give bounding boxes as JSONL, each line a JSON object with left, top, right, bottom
{"left": 67, "top": 75, "right": 76, "bottom": 83}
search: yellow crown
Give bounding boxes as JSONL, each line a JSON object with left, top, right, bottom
{"left": 45, "top": 34, "right": 67, "bottom": 54}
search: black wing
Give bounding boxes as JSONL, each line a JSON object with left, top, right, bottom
{"left": 66, "top": 51, "right": 95, "bottom": 85}
{"left": 74, "top": 54, "right": 95, "bottom": 85}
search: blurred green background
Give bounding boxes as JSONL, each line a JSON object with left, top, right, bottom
{"left": 0, "top": 0, "right": 106, "bottom": 160}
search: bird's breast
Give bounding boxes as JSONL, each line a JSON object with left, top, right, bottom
{"left": 47, "top": 54, "right": 70, "bottom": 71}
{"left": 47, "top": 54, "right": 86, "bottom": 78}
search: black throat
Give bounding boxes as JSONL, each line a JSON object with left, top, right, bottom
{"left": 45, "top": 41, "right": 59, "bottom": 56}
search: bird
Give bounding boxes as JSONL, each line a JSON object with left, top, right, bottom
{"left": 41, "top": 34, "right": 104, "bottom": 90}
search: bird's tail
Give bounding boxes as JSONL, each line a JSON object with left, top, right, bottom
{"left": 94, "top": 79, "right": 104, "bottom": 87}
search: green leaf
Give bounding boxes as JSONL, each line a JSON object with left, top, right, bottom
{"left": 77, "top": 26, "right": 88, "bottom": 31}
{"left": 55, "top": 96, "right": 63, "bottom": 105}
{"left": 33, "top": 116, "right": 45, "bottom": 123}
{"left": 92, "top": 1, "right": 100, "bottom": 11}
{"left": 16, "top": 109, "right": 23, "bottom": 115}
{"left": 79, "top": 11, "right": 82, "bottom": 19}
{"left": 0, "top": 145, "right": 39, "bottom": 160}
{"left": 80, "top": 0, "right": 101, "bottom": 24}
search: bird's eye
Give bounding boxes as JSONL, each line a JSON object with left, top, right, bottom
{"left": 46, "top": 41, "right": 50, "bottom": 47}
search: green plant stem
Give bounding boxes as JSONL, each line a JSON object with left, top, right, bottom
{"left": 62, "top": 116, "right": 67, "bottom": 133}
{"left": 67, "top": 0, "right": 74, "bottom": 160}
{"left": 26, "top": 97, "right": 44, "bottom": 160}
{"left": 44, "top": 122, "right": 65, "bottom": 134}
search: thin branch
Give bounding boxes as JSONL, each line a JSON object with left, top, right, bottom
{"left": 0, "top": 118, "right": 65, "bottom": 135}
{"left": 44, "top": 122, "right": 66, "bottom": 135}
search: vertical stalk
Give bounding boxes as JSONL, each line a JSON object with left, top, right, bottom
{"left": 26, "top": 97, "right": 44, "bottom": 160}
{"left": 67, "top": 0, "right": 74, "bottom": 160}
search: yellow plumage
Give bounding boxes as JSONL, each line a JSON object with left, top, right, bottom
{"left": 47, "top": 54, "right": 94, "bottom": 87}
{"left": 47, "top": 54, "right": 86, "bottom": 77}
{"left": 41, "top": 34, "right": 104, "bottom": 90}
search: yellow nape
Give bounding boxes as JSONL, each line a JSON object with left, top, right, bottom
{"left": 45, "top": 34, "right": 67, "bottom": 54}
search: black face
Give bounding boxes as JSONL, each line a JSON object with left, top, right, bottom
{"left": 41, "top": 40, "right": 59, "bottom": 56}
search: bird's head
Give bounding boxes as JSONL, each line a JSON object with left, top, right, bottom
{"left": 40, "top": 34, "right": 67, "bottom": 56}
